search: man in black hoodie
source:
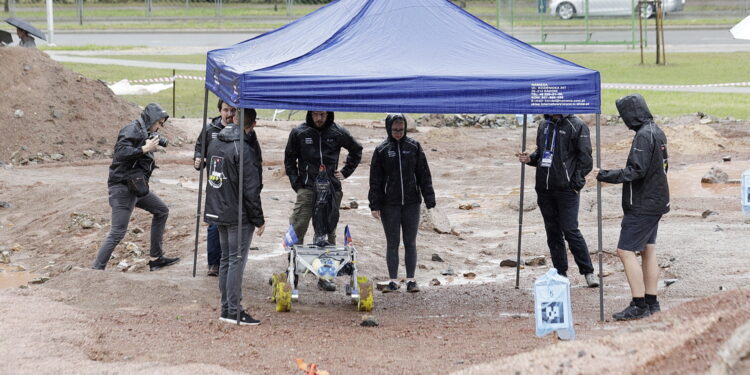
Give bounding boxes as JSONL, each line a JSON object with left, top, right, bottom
{"left": 194, "top": 99, "right": 236, "bottom": 277}
{"left": 93, "top": 103, "right": 180, "bottom": 271}
{"left": 518, "top": 114, "right": 597, "bottom": 287}
{"left": 284, "top": 111, "right": 363, "bottom": 291}
{"left": 204, "top": 108, "right": 265, "bottom": 326}
{"left": 597, "top": 94, "right": 669, "bottom": 321}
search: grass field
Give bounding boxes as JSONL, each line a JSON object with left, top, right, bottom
{"left": 60, "top": 51, "right": 750, "bottom": 120}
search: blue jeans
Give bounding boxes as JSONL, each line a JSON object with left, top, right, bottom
{"left": 207, "top": 224, "right": 221, "bottom": 266}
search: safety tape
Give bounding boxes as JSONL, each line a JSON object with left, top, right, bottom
{"left": 124, "top": 75, "right": 206, "bottom": 84}
{"left": 603, "top": 82, "right": 750, "bottom": 89}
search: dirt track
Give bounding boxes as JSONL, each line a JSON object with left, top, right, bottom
{"left": 2, "top": 115, "right": 750, "bottom": 374}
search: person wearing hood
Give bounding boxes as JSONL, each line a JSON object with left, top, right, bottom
{"left": 369, "top": 114, "right": 435, "bottom": 293}
{"left": 284, "top": 111, "right": 363, "bottom": 292}
{"left": 597, "top": 94, "right": 670, "bottom": 321}
{"left": 204, "top": 108, "right": 265, "bottom": 326}
{"left": 194, "top": 99, "right": 237, "bottom": 277}
{"left": 93, "top": 103, "right": 180, "bottom": 271}
{"left": 518, "top": 114, "right": 597, "bottom": 288}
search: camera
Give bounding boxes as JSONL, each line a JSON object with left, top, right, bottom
{"left": 149, "top": 132, "right": 169, "bottom": 147}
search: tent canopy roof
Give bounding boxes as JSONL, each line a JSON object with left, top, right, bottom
{"left": 206, "top": 0, "right": 600, "bottom": 114}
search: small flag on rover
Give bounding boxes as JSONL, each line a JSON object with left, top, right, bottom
{"left": 283, "top": 224, "right": 298, "bottom": 248}
{"left": 344, "top": 225, "right": 353, "bottom": 246}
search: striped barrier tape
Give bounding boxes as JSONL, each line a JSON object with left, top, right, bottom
{"left": 125, "top": 75, "right": 206, "bottom": 84}
{"left": 603, "top": 82, "right": 750, "bottom": 89}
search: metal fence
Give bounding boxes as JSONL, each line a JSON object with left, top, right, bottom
{"left": 2, "top": 0, "right": 748, "bottom": 43}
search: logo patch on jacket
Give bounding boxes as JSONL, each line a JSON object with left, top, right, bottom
{"left": 305, "top": 138, "right": 313, "bottom": 144}
{"left": 388, "top": 150, "right": 397, "bottom": 157}
{"left": 208, "top": 156, "right": 226, "bottom": 188}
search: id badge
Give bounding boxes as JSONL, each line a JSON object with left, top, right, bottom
{"left": 541, "top": 151, "right": 553, "bottom": 168}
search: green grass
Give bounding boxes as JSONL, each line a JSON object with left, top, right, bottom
{"left": 61, "top": 52, "right": 750, "bottom": 120}
{"left": 40, "top": 44, "right": 144, "bottom": 51}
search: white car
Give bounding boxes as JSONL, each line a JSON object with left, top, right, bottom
{"left": 549, "top": 0, "right": 686, "bottom": 20}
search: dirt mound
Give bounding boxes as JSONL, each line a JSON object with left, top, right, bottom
{"left": 609, "top": 124, "right": 730, "bottom": 155}
{"left": 0, "top": 48, "right": 143, "bottom": 164}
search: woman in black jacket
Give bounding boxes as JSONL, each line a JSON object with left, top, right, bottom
{"left": 369, "top": 114, "right": 436, "bottom": 293}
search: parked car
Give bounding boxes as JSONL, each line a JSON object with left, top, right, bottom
{"left": 549, "top": 0, "right": 685, "bottom": 20}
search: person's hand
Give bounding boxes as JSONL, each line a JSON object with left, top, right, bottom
{"left": 596, "top": 169, "right": 608, "bottom": 181}
{"left": 334, "top": 171, "right": 345, "bottom": 180}
{"left": 194, "top": 158, "right": 202, "bottom": 169}
{"left": 516, "top": 151, "right": 530, "bottom": 164}
{"left": 142, "top": 137, "right": 159, "bottom": 153}
{"left": 255, "top": 224, "right": 265, "bottom": 237}
{"left": 371, "top": 210, "right": 381, "bottom": 220}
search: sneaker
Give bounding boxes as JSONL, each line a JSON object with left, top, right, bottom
{"left": 648, "top": 301, "right": 661, "bottom": 314}
{"left": 584, "top": 273, "right": 599, "bottom": 288}
{"left": 207, "top": 264, "right": 219, "bottom": 277}
{"left": 382, "top": 281, "right": 400, "bottom": 293}
{"left": 406, "top": 281, "right": 420, "bottom": 293}
{"left": 317, "top": 278, "right": 337, "bottom": 292}
{"left": 221, "top": 311, "right": 260, "bottom": 326}
{"left": 148, "top": 256, "right": 180, "bottom": 271}
{"left": 219, "top": 309, "right": 228, "bottom": 321}
{"left": 612, "top": 303, "right": 651, "bottom": 321}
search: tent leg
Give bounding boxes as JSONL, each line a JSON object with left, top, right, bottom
{"left": 193, "top": 88, "right": 209, "bottom": 278}
{"left": 236, "top": 107, "right": 245, "bottom": 325}
{"left": 514, "top": 114, "right": 528, "bottom": 289}
{"left": 596, "top": 113, "right": 604, "bottom": 322}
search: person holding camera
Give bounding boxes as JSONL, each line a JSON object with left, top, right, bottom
{"left": 517, "top": 114, "right": 597, "bottom": 288}
{"left": 194, "top": 99, "right": 236, "bottom": 277}
{"left": 92, "top": 103, "right": 180, "bottom": 271}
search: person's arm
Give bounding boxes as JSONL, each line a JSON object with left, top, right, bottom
{"left": 415, "top": 143, "right": 436, "bottom": 209}
{"left": 597, "top": 132, "right": 652, "bottom": 184}
{"left": 339, "top": 129, "right": 363, "bottom": 178}
{"left": 571, "top": 119, "right": 593, "bottom": 190}
{"left": 283, "top": 129, "right": 301, "bottom": 191}
{"left": 368, "top": 148, "right": 385, "bottom": 213}
{"left": 113, "top": 124, "right": 146, "bottom": 162}
{"left": 241, "top": 146, "right": 265, "bottom": 228}
{"left": 523, "top": 124, "right": 545, "bottom": 167}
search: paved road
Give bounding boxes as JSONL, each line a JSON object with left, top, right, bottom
{"left": 46, "top": 27, "right": 749, "bottom": 52}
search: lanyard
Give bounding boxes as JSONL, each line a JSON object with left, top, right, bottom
{"left": 543, "top": 122, "right": 557, "bottom": 152}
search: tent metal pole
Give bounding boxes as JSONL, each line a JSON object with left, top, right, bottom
{"left": 596, "top": 113, "right": 604, "bottom": 322}
{"left": 514, "top": 114, "right": 528, "bottom": 289}
{"left": 193, "top": 88, "right": 209, "bottom": 278}
{"left": 236, "top": 107, "right": 245, "bottom": 325}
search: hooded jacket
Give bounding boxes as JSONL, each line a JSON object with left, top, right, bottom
{"left": 203, "top": 125, "right": 265, "bottom": 227}
{"left": 527, "top": 114, "right": 593, "bottom": 192}
{"left": 194, "top": 116, "right": 224, "bottom": 162}
{"left": 284, "top": 111, "right": 363, "bottom": 192}
{"left": 597, "top": 94, "right": 670, "bottom": 216}
{"left": 107, "top": 103, "right": 169, "bottom": 186}
{"left": 368, "top": 114, "right": 436, "bottom": 211}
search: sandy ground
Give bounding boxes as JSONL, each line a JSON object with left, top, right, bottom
{"left": 1, "top": 116, "right": 750, "bottom": 374}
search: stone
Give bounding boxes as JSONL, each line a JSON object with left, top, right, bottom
{"left": 80, "top": 219, "right": 95, "bottom": 229}
{"left": 23, "top": 64, "right": 32, "bottom": 72}
{"left": 714, "top": 225, "right": 724, "bottom": 232}
{"left": 116, "top": 261, "right": 130, "bottom": 271}
{"left": 599, "top": 271, "right": 613, "bottom": 277}
{"left": 420, "top": 206, "right": 453, "bottom": 234}
{"left": 458, "top": 203, "right": 479, "bottom": 210}
{"left": 418, "top": 264, "right": 428, "bottom": 270}
{"left": 10, "top": 243, "right": 23, "bottom": 252}
{"left": 508, "top": 197, "right": 538, "bottom": 212}
{"left": 524, "top": 256, "right": 546, "bottom": 266}
{"left": 375, "top": 281, "right": 391, "bottom": 291}
{"left": 0, "top": 201, "right": 13, "bottom": 208}
{"left": 13, "top": 109, "right": 24, "bottom": 118}
{"left": 441, "top": 267, "right": 455, "bottom": 276}
{"left": 360, "top": 316, "right": 379, "bottom": 327}
{"left": 0, "top": 250, "right": 11, "bottom": 264}
{"left": 430, "top": 278, "right": 441, "bottom": 286}
{"left": 431, "top": 253, "right": 444, "bottom": 262}
{"left": 125, "top": 242, "right": 143, "bottom": 257}
{"left": 131, "top": 227, "right": 144, "bottom": 234}
{"left": 701, "top": 167, "right": 729, "bottom": 184}
{"left": 500, "top": 259, "right": 519, "bottom": 267}
{"left": 463, "top": 272, "right": 476, "bottom": 280}
{"left": 30, "top": 277, "right": 50, "bottom": 284}
{"left": 709, "top": 319, "right": 750, "bottom": 375}
{"left": 50, "top": 153, "right": 64, "bottom": 161}
{"left": 349, "top": 200, "right": 359, "bottom": 209}
{"left": 702, "top": 210, "right": 718, "bottom": 218}
{"left": 83, "top": 149, "right": 96, "bottom": 157}
{"left": 51, "top": 110, "right": 63, "bottom": 119}
{"left": 722, "top": 155, "right": 732, "bottom": 162}
{"left": 663, "top": 279, "right": 678, "bottom": 287}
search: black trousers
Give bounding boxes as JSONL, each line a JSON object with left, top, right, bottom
{"left": 536, "top": 188, "right": 594, "bottom": 276}
{"left": 381, "top": 203, "right": 420, "bottom": 279}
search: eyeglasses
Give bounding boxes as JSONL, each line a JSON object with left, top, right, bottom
{"left": 391, "top": 128, "right": 405, "bottom": 133}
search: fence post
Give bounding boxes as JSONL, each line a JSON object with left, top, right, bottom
{"left": 77, "top": 0, "right": 83, "bottom": 25}
{"left": 9, "top": 0, "right": 15, "bottom": 17}
{"left": 172, "top": 69, "right": 177, "bottom": 118}
{"left": 216, "top": 0, "right": 223, "bottom": 26}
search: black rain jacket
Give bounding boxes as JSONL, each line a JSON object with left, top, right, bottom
{"left": 284, "top": 111, "right": 363, "bottom": 192}
{"left": 107, "top": 103, "right": 169, "bottom": 186}
{"left": 368, "top": 114, "right": 436, "bottom": 211}
{"left": 597, "top": 94, "right": 670, "bottom": 216}
{"left": 203, "top": 125, "right": 265, "bottom": 227}
{"left": 194, "top": 116, "right": 224, "bottom": 163}
{"left": 527, "top": 114, "right": 593, "bottom": 192}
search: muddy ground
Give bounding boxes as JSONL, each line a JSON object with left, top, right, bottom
{"left": 1, "top": 116, "right": 750, "bottom": 375}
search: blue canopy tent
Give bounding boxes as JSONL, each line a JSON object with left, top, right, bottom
{"left": 196, "top": 0, "right": 606, "bottom": 320}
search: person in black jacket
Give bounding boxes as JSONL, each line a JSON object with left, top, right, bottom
{"left": 283, "top": 111, "right": 363, "bottom": 292}
{"left": 518, "top": 114, "right": 598, "bottom": 287}
{"left": 204, "top": 108, "right": 265, "bottom": 326}
{"left": 597, "top": 94, "right": 669, "bottom": 321}
{"left": 194, "top": 99, "right": 236, "bottom": 277}
{"left": 92, "top": 103, "right": 180, "bottom": 271}
{"left": 369, "top": 114, "right": 435, "bottom": 293}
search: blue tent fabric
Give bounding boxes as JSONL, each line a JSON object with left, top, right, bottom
{"left": 205, "top": 0, "right": 600, "bottom": 114}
